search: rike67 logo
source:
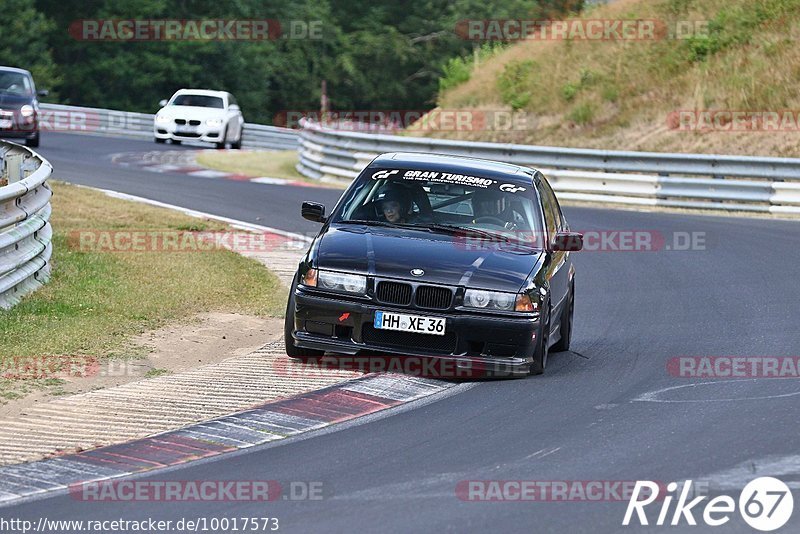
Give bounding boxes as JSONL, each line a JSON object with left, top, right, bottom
{"left": 623, "top": 477, "right": 794, "bottom": 531}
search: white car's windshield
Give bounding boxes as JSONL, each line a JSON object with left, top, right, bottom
{"left": 170, "top": 95, "right": 224, "bottom": 108}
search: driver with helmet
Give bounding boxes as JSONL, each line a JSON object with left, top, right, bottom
{"left": 471, "top": 189, "right": 524, "bottom": 229}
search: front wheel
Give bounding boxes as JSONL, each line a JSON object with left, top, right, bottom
{"left": 230, "top": 125, "right": 242, "bottom": 149}
{"left": 284, "top": 285, "right": 324, "bottom": 360}
{"left": 155, "top": 137, "right": 166, "bottom": 144}
{"left": 215, "top": 127, "right": 228, "bottom": 149}
{"left": 529, "top": 306, "right": 550, "bottom": 375}
{"left": 25, "top": 132, "right": 40, "bottom": 148}
{"left": 551, "top": 281, "right": 574, "bottom": 352}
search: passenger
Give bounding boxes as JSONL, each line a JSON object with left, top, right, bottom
{"left": 375, "top": 187, "right": 413, "bottom": 223}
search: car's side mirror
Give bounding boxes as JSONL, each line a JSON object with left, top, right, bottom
{"left": 302, "top": 201, "right": 326, "bottom": 223}
{"left": 552, "top": 231, "right": 583, "bottom": 252}
{"left": 159, "top": 99, "right": 168, "bottom": 107}
{"left": 37, "top": 89, "right": 49, "bottom": 97}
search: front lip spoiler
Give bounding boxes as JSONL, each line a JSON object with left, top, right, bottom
{"left": 292, "top": 331, "right": 531, "bottom": 378}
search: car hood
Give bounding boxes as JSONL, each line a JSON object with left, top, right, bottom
{"left": 0, "top": 94, "right": 32, "bottom": 110}
{"left": 316, "top": 226, "right": 541, "bottom": 292}
{"left": 156, "top": 106, "right": 225, "bottom": 120}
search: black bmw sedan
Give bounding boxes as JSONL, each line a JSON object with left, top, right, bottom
{"left": 286, "top": 152, "right": 583, "bottom": 377}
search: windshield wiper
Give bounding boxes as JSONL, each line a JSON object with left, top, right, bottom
{"left": 427, "top": 224, "right": 539, "bottom": 249}
{"left": 338, "top": 220, "right": 537, "bottom": 249}
{"left": 338, "top": 220, "right": 433, "bottom": 231}
{"left": 337, "top": 219, "right": 398, "bottom": 228}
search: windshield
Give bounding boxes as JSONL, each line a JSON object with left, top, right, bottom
{"left": 170, "top": 94, "right": 224, "bottom": 108}
{"left": 0, "top": 71, "right": 33, "bottom": 96}
{"left": 334, "top": 167, "right": 544, "bottom": 246}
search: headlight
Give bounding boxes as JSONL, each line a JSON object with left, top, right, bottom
{"left": 206, "top": 118, "right": 223, "bottom": 127}
{"left": 317, "top": 270, "right": 367, "bottom": 294}
{"left": 464, "top": 289, "right": 538, "bottom": 312}
{"left": 20, "top": 105, "right": 34, "bottom": 118}
{"left": 155, "top": 114, "right": 170, "bottom": 123}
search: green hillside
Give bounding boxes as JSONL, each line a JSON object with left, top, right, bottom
{"left": 430, "top": 0, "right": 800, "bottom": 156}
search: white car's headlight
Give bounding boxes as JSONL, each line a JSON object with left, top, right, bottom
{"left": 309, "top": 270, "right": 367, "bottom": 294}
{"left": 20, "top": 105, "right": 34, "bottom": 118}
{"left": 464, "top": 289, "right": 536, "bottom": 312}
{"left": 155, "top": 114, "right": 170, "bottom": 124}
{"left": 206, "top": 118, "right": 224, "bottom": 127}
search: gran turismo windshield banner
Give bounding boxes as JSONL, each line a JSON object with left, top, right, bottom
{"left": 370, "top": 168, "right": 528, "bottom": 194}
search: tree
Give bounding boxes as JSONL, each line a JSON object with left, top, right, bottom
{"left": 1, "top": 0, "right": 60, "bottom": 94}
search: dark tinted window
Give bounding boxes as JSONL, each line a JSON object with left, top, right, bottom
{"left": 171, "top": 94, "right": 224, "bottom": 109}
{"left": 538, "top": 176, "right": 565, "bottom": 231}
{"left": 537, "top": 180, "right": 560, "bottom": 242}
{"left": 0, "top": 71, "right": 33, "bottom": 97}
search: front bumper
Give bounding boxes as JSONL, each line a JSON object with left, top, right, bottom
{"left": 292, "top": 287, "right": 540, "bottom": 377}
{"left": 153, "top": 122, "right": 223, "bottom": 143}
{"left": 0, "top": 120, "right": 38, "bottom": 139}
{"left": 0, "top": 129, "right": 38, "bottom": 140}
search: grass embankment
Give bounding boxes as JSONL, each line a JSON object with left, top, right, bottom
{"left": 0, "top": 181, "right": 286, "bottom": 401}
{"left": 433, "top": 0, "right": 800, "bottom": 156}
{"left": 196, "top": 150, "right": 306, "bottom": 181}
{"left": 196, "top": 150, "right": 350, "bottom": 188}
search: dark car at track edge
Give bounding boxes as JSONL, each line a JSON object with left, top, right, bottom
{"left": 0, "top": 66, "right": 47, "bottom": 147}
{"left": 285, "top": 152, "right": 583, "bottom": 377}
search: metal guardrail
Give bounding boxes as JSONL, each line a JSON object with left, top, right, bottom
{"left": 39, "top": 103, "right": 299, "bottom": 151}
{"left": 296, "top": 120, "right": 800, "bottom": 215}
{"left": 0, "top": 141, "right": 54, "bottom": 309}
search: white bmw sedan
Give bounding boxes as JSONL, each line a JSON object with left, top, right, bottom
{"left": 154, "top": 89, "right": 244, "bottom": 149}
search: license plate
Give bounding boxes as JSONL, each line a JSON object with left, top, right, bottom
{"left": 175, "top": 126, "right": 196, "bottom": 134}
{"left": 374, "top": 311, "right": 446, "bottom": 336}
{"left": 0, "top": 120, "right": 12, "bottom": 129}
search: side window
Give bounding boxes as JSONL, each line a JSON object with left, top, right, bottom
{"left": 540, "top": 178, "right": 566, "bottom": 231}
{"left": 536, "top": 182, "right": 558, "bottom": 244}
{"left": 228, "top": 94, "right": 238, "bottom": 107}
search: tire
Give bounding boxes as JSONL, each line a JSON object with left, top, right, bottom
{"left": 529, "top": 305, "right": 550, "bottom": 375}
{"left": 171, "top": 139, "right": 182, "bottom": 145}
{"left": 155, "top": 137, "right": 166, "bottom": 144}
{"left": 25, "top": 132, "right": 40, "bottom": 148}
{"left": 215, "top": 127, "right": 228, "bottom": 149}
{"left": 551, "top": 281, "right": 574, "bottom": 353}
{"left": 284, "top": 284, "right": 325, "bottom": 360}
{"left": 231, "top": 130, "right": 242, "bottom": 149}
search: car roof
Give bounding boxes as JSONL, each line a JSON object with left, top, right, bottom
{"left": 173, "top": 89, "right": 229, "bottom": 98}
{"left": 369, "top": 152, "right": 539, "bottom": 185}
{"left": 0, "top": 67, "right": 32, "bottom": 76}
